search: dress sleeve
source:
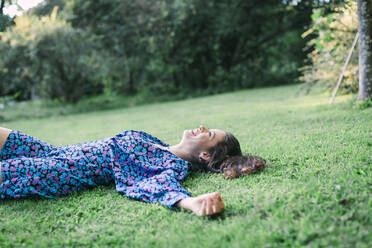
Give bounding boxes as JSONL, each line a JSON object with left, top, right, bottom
{"left": 124, "top": 169, "right": 192, "bottom": 209}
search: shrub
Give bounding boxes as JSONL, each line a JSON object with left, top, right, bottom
{"left": 301, "top": 1, "right": 358, "bottom": 94}
{"left": 0, "top": 9, "right": 104, "bottom": 103}
{"left": 0, "top": 13, "right": 13, "bottom": 32}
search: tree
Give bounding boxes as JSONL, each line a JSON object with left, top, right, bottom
{"left": 0, "top": 12, "right": 103, "bottom": 102}
{"left": 166, "top": 0, "right": 314, "bottom": 92}
{"left": 301, "top": 1, "right": 358, "bottom": 94}
{"left": 0, "top": 0, "right": 5, "bottom": 14}
{"left": 0, "top": 0, "right": 14, "bottom": 31}
{"left": 66, "top": 0, "right": 176, "bottom": 95}
{"left": 357, "top": 0, "right": 372, "bottom": 100}
{"left": 28, "top": 0, "right": 66, "bottom": 17}
{"left": 0, "top": 0, "right": 18, "bottom": 15}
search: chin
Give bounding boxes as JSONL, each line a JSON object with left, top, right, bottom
{"left": 182, "top": 129, "right": 190, "bottom": 137}
{"left": 180, "top": 129, "right": 192, "bottom": 143}
{"left": 179, "top": 130, "right": 188, "bottom": 141}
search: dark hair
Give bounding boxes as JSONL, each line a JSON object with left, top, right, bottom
{"left": 196, "top": 132, "right": 266, "bottom": 178}
{"left": 220, "top": 155, "right": 266, "bottom": 179}
{"left": 202, "top": 132, "right": 242, "bottom": 173}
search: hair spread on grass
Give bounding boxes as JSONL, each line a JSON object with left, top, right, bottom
{"left": 194, "top": 132, "right": 266, "bottom": 179}
{"left": 220, "top": 155, "right": 266, "bottom": 179}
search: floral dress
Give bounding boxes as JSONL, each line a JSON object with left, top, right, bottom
{"left": 0, "top": 130, "right": 192, "bottom": 208}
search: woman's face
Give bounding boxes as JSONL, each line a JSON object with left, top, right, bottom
{"left": 180, "top": 125, "right": 226, "bottom": 157}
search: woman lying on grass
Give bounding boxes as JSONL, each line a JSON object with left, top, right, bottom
{"left": 0, "top": 126, "right": 265, "bottom": 216}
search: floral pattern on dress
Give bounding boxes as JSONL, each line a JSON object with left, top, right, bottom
{"left": 0, "top": 130, "right": 192, "bottom": 208}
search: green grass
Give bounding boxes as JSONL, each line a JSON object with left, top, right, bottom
{"left": 0, "top": 84, "right": 371, "bottom": 247}
{"left": 0, "top": 91, "right": 159, "bottom": 122}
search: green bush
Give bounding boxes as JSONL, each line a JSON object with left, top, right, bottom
{"left": 0, "top": 10, "right": 104, "bottom": 103}
{"left": 66, "top": 0, "right": 312, "bottom": 97}
{"left": 0, "top": 13, "right": 13, "bottom": 32}
{"left": 301, "top": 0, "right": 358, "bottom": 94}
{"left": 1, "top": 0, "right": 342, "bottom": 103}
{"left": 0, "top": 42, "right": 33, "bottom": 100}
{"left": 65, "top": 0, "right": 176, "bottom": 95}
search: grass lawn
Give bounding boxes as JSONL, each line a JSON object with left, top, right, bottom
{"left": 0, "top": 84, "right": 371, "bottom": 247}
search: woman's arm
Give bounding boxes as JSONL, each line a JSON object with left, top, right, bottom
{"left": 0, "top": 127, "right": 11, "bottom": 185}
{"left": 0, "top": 127, "right": 12, "bottom": 153}
{"left": 176, "top": 192, "right": 225, "bottom": 216}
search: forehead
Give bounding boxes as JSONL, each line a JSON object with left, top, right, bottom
{"left": 211, "top": 129, "right": 226, "bottom": 142}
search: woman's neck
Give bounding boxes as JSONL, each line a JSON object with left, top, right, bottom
{"left": 154, "top": 143, "right": 189, "bottom": 161}
{"left": 168, "top": 144, "right": 192, "bottom": 162}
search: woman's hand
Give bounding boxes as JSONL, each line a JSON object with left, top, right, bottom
{"left": 192, "top": 192, "right": 225, "bottom": 216}
{"left": 177, "top": 192, "right": 225, "bottom": 216}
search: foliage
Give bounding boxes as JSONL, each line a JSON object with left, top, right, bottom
{"left": 64, "top": 0, "right": 178, "bottom": 95}
{"left": 0, "top": 0, "right": 14, "bottom": 31}
{"left": 27, "top": 0, "right": 66, "bottom": 17}
{"left": 0, "top": 9, "right": 104, "bottom": 103}
{"left": 64, "top": 0, "right": 314, "bottom": 97}
{"left": 166, "top": 0, "right": 311, "bottom": 92}
{"left": 0, "top": 13, "right": 12, "bottom": 31}
{"left": 301, "top": 0, "right": 358, "bottom": 94}
{"left": 0, "top": 85, "right": 371, "bottom": 247}
{"left": 0, "top": 0, "right": 347, "bottom": 103}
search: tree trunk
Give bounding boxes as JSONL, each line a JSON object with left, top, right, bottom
{"left": 357, "top": 0, "right": 372, "bottom": 100}
{"left": 0, "top": 0, "right": 5, "bottom": 15}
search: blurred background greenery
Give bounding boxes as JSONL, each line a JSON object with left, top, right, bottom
{"left": 0, "top": 0, "right": 357, "bottom": 107}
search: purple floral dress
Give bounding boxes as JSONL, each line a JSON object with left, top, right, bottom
{"left": 0, "top": 130, "right": 192, "bottom": 208}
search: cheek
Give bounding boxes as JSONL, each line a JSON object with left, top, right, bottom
{"left": 198, "top": 137, "right": 214, "bottom": 150}
{"left": 189, "top": 139, "right": 205, "bottom": 154}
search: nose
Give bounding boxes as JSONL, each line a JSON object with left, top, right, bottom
{"left": 200, "top": 125, "right": 209, "bottom": 132}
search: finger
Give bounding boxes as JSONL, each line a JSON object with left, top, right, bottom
{"left": 209, "top": 198, "right": 213, "bottom": 215}
{"left": 203, "top": 199, "right": 208, "bottom": 216}
{"left": 212, "top": 197, "right": 216, "bottom": 213}
{"left": 199, "top": 200, "right": 205, "bottom": 216}
{"left": 220, "top": 200, "right": 225, "bottom": 210}
{"left": 216, "top": 198, "right": 224, "bottom": 211}
{"left": 216, "top": 193, "right": 221, "bottom": 200}
{"left": 199, "top": 200, "right": 204, "bottom": 216}
{"left": 206, "top": 198, "right": 210, "bottom": 215}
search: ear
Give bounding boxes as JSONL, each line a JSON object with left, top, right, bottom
{"left": 199, "top": 151, "right": 211, "bottom": 162}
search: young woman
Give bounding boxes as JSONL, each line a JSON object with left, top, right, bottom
{"left": 0, "top": 125, "right": 265, "bottom": 216}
